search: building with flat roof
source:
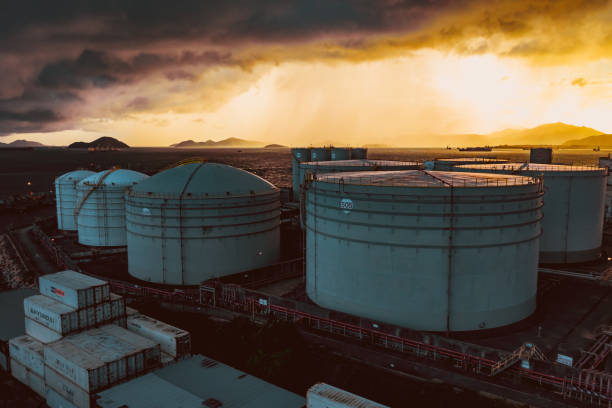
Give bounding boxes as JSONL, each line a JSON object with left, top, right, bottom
{"left": 95, "top": 354, "right": 306, "bottom": 408}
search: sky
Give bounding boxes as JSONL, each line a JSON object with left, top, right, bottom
{"left": 1, "top": 0, "right": 611, "bottom": 147}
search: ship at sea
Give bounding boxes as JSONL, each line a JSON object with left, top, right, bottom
{"left": 458, "top": 146, "right": 492, "bottom": 152}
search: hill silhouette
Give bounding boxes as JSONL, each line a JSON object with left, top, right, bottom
{"left": 171, "top": 137, "right": 265, "bottom": 148}
{"left": 561, "top": 134, "right": 612, "bottom": 148}
{"left": 69, "top": 136, "right": 129, "bottom": 149}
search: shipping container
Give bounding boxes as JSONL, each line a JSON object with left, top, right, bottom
{"left": 39, "top": 271, "right": 109, "bottom": 308}
{"left": 10, "top": 358, "right": 46, "bottom": 397}
{"left": 95, "top": 303, "right": 111, "bottom": 325}
{"left": 24, "top": 295, "right": 79, "bottom": 335}
{"left": 9, "top": 335, "right": 44, "bottom": 377}
{"left": 46, "top": 365, "right": 93, "bottom": 408}
{"left": 25, "top": 317, "right": 62, "bottom": 344}
{"left": 126, "top": 315, "right": 191, "bottom": 358}
{"left": 63, "top": 330, "right": 131, "bottom": 385}
{"left": 98, "top": 325, "right": 161, "bottom": 371}
{"left": 44, "top": 339, "right": 108, "bottom": 392}
{"left": 46, "top": 380, "right": 85, "bottom": 408}
{"left": 109, "top": 294, "right": 125, "bottom": 319}
{"left": 307, "top": 383, "right": 389, "bottom": 408}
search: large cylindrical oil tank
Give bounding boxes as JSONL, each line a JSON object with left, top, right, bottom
{"left": 76, "top": 169, "right": 149, "bottom": 247}
{"left": 55, "top": 170, "right": 95, "bottom": 231}
{"left": 305, "top": 170, "right": 543, "bottom": 331}
{"left": 310, "top": 148, "right": 330, "bottom": 162}
{"left": 125, "top": 163, "right": 280, "bottom": 285}
{"left": 330, "top": 148, "right": 351, "bottom": 161}
{"left": 455, "top": 163, "right": 607, "bottom": 264}
{"left": 425, "top": 157, "right": 508, "bottom": 171}
{"left": 291, "top": 148, "right": 311, "bottom": 201}
{"left": 350, "top": 148, "right": 368, "bottom": 160}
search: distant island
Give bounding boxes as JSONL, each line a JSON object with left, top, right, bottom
{"left": 171, "top": 137, "right": 266, "bottom": 148}
{"left": 0, "top": 139, "right": 45, "bottom": 148}
{"left": 68, "top": 136, "right": 129, "bottom": 150}
{"left": 264, "top": 144, "right": 287, "bottom": 148}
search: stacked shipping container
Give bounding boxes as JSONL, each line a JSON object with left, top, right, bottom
{"left": 4, "top": 270, "right": 191, "bottom": 408}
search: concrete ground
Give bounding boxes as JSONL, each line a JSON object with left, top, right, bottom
{"left": 257, "top": 277, "right": 303, "bottom": 297}
{"left": 466, "top": 277, "right": 611, "bottom": 363}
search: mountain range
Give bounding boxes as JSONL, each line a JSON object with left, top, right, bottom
{"left": 171, "top": 137, "right": 266, "bottom": 148}
{"left": 0, "top": 139, "right": 45, "bottom": 147}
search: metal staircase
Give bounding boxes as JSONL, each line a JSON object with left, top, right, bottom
{"left": 490, "top": 342, "right": 547, "bottom": 376}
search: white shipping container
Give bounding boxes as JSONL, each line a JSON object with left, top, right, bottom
{"left": 44, "top": 340, "right": 108, "bottom": 392}
{"left": 126, "top": 315, "right": 191, "bottom": 358}
{"left": 109, "top": 294, "right": 125, "bottom": 319}
{"left": 9, "top": 335, "right": 44, "bottom": 377}
{"left": 10, "top": 358, "right": 46, "bottom": 398}
{"left": 46, "top": 387, "right": 80, "bottom": 408}
{"left": 39, "top": 271, "right": 109, "bottom": 308}
{"left": 25, "top": 318, "right": 62, "bottom": 344}
{"left": 45, "top": 367, "right": 91, "bottom": 408}
{"left": 95, "top": 303, "right": 111, "bottom": 325}
{"left": 307, "top": 383, "right": 389, "bottom": 408}
{"left": 24, "top": 295, "right": 79, "bottom": 335}
{"left": 100, "top": 325, "right": 161, "bottom": 370}
{"left": 65, "top": 329, "right": 137, "bottom": 382}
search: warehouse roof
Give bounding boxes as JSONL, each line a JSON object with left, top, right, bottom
{"left": 95, "top": 355, "right": 306, "bottom": 408}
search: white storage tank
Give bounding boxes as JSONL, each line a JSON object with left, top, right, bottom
{"left": 126, "top": 162, "right": 281, "bottom": 285}
{"left": 456, "top": 163, "right": 607, "bottom": 263}
{"left": 305, "top": 170, "right": 543, "bottom": 331}
{"left": 55, "top": 170, "right": 95, "bottom": 231}
{"left": 76, "top": 169, "right": 149, "bottom": 247}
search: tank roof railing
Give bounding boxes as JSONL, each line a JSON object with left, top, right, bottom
{"left": 457, "top": 162, "right": 607, "bottom": 173}
{"left": 317, "top": 172, "right": 542, "bottom": 188}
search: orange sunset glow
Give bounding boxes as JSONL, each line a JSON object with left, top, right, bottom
{"left": 1, "top": 1, "right": 611, "bottom": 147}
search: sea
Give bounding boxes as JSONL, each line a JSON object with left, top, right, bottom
{"left": 0, "top": 146, "right": 608, "bottom": 198}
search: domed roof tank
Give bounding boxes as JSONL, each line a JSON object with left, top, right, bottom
{"left": 305, "top": 170, "right": 543, "bottom": 332}
{"left": 126, "top": 163, "right": 281, "bottom": 285}
{"left": 455, "top": 163, "right": 607, "bottom": 263}
{"left": 55, "top": 170, "right": 95, "bottom": 231}
{"left": 76, "top": 169, "right": 149, "bottom": 247}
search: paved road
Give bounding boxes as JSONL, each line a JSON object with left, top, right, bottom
{"left": 13, "top": 226, "right": 58, "bottom": 277}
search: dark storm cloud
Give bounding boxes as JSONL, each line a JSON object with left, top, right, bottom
{"left": 0, "top": 0, "right": 610, "bottom": 136}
